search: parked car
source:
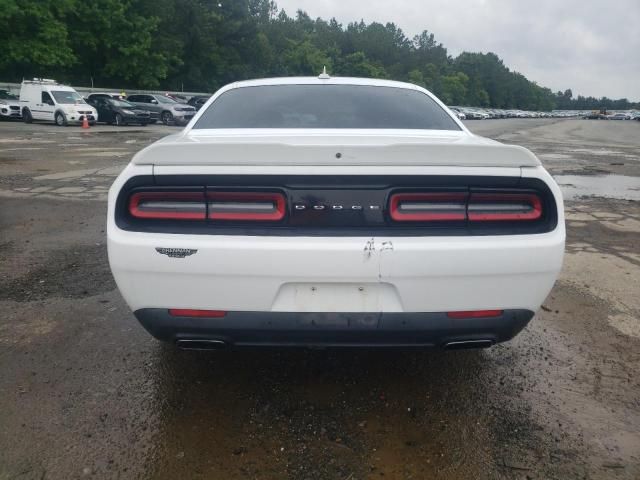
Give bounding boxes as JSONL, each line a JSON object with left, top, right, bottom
{"left": 0, "top": 89, "right": 21, "bottom": 120}
{"left": 126, "top": 94, "right": 196, "bottom": 125}
{"left": 86, "top": 97, "right": 152, "bottom": 126}
{"left": 107, "top": 76, "right": 565, "bottom": 351}
{"left": 19, "top": 79, "right": 97, "bottom": 126}
{"left": 187, "top": 95, "right": 211, "bottom": 111}
{"left": 608, "top": 112, "right": 631, "bottom": 120}
{"left": 461, "top": 108, "right": 484, "bottom": 120}
{"left": 448, "top": 107, "right": 466, "bottom": 120}
{"left": 166, "top": 93, "right": 189, "bottom": 104}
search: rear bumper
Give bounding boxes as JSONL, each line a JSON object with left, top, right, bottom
{"left": 108, "top": 230, "right": 564, "bottom": 314}
{"left": 135, "top": 308, "right": 534, "bottom": 348}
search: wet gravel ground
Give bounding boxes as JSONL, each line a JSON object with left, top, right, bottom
{"left": 0, "top": 118, "right": 639, "bottom": 479}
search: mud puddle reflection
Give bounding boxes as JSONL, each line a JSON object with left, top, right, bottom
{"left": 554, "top": 174, "right": 640, "bottom": 201}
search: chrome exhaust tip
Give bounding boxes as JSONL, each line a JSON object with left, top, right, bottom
{"left": 176, "top": 339, "right": 227, "bottom": 351}
{"left": 443, "top": 339, "right": 494, "bottom": 350}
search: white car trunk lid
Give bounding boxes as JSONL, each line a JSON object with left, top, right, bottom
{"left": 131, "top": 130, "right": 541, "bottom": 168}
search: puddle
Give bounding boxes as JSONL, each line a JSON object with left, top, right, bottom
{"left": 569, "top": 148, "right": 639, "bottom": 159}
{"left": 569, "top": 148, "right": 623, "bottom": 155}
{"left": 540, "top": 153, "right": 574, "bottom": 160}
{"left": 554, "top": 174, "right": 640, "bottom": 201}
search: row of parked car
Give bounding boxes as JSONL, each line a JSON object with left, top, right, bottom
{"left": 582, "top": 110, "right": 640, "bottom": 120}
{"left": 0, "top": 79, "right": 212, "bottom": 126}
{"left": 2, "top": 80, "right": 638, "bottom": 126}
{"left": 448, "top": 106, "right": 640, "bottom": 121}
{"left": 450, "top": 107, "right": 579, "bottom": 120}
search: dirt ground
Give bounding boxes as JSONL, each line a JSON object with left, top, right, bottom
{"left": 0, "top": 118, "right": 638, "bottom": 480}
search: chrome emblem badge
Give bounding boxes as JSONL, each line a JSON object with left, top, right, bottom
{"left": 155, "top": 247, "right": 197, "bottom": 258}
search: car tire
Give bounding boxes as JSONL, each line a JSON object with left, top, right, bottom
{"left": 55, "top": 112, "right": 67, "bottom": 127}
{"left": 115, "top": 113, "right": 127, "bottom": 126}
{"left": 161, "top": 111, "right": 173, "bottom": 125}
{"left": 22, "top": 108, "right": 33, "bottom": 124}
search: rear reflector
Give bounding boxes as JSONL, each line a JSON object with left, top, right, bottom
{"left": 129, "top": 192, "right": 206, "bottom": 220}
{"left": 169, "top": 309, "right": 227, "bottom": 318}
{"left": 447, "top": 310, "right": 503, "bottom": 319}
{"left": 390, "top": 192, "right": 468, "bottom": 221}
{"left": 207, "top": 191, "right": 285, "bottom": 221}
{"left": 467, "top": 193, "right": 542, "bottom": 221}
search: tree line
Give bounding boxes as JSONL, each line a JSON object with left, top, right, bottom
{"left": 1, "top": 0, "right": 637, "bottom": 111}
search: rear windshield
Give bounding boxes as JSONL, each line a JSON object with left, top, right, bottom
{"left": 194, "top": 84, "right": 460, "bottom": 130}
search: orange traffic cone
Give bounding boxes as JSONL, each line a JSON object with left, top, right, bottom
{"left": 82, "top": 116, "right": 90, "bottom": 129}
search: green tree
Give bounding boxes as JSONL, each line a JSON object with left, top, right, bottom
{"left": 281, "top": 38, "right": 331, "bottom": 76}
{"left": 64, "top": 0, "right": 170, "bottom": 88}
{"left": 0, "top": 0, "right": 75, "bottom": 78}
{"left": 440, "top": 72, "right": 468, "bottom": 105}
{"left": 408, "top": 69, "right": 425, "bottom": 88}
{"left": 335, "top": 52, "right": 387, "bottom": 78}
{"left": 0, "top": 0, "right": 635, "bottom": 109}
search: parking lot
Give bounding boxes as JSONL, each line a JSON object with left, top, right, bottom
{"left": 0, "top": 118, "right": 639, "bottom": 479}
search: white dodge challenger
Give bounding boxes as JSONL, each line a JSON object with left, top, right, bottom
{"left": 107, "top": 75, "right": 565, "bottom": 350}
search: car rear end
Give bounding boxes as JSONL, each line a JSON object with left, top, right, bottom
{"left": 107, "top": 78, "right": 565, "bottom": 350}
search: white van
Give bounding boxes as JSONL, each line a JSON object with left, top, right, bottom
{"left": 20, "top": 79, "right": 98, "bottom": 126}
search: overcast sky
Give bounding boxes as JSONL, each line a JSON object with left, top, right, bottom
{"left": 275, "top": 0, "right": 640, "bottom": 100}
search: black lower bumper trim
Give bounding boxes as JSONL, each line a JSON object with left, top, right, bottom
{"left": 134, "top": 309, "right": 534, "bottom": 348}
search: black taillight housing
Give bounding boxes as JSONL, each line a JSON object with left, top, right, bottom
{"left": 115, "top": 175, "right": 557, "bottom": 236}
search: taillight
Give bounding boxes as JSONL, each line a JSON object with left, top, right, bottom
{"left": 207, "top": 191, "right": 285, "bottom": 221}
{"left": 128, "top": 190, "right": 287, "bottom": 222}
{"left": 389, "top": 191, "right": 543, "bottom": 223}
{"left": 389, "top": 192, "right": 468, "bottom": 221}
{"left": 129, "top": 191, "right": 206, "bottom": 220}
{"left": 467, "top": 193, "right": 542, "bottom": 221}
